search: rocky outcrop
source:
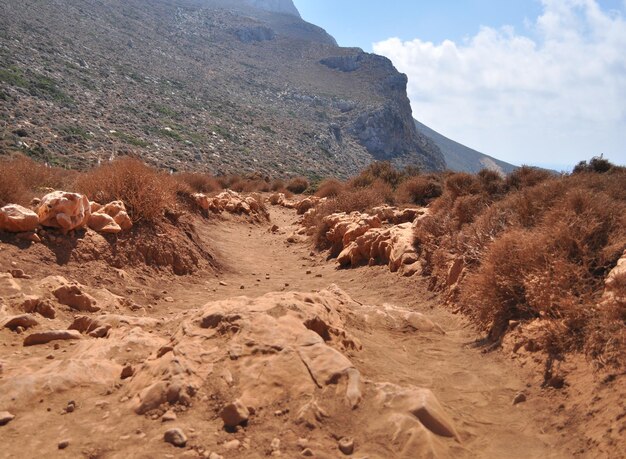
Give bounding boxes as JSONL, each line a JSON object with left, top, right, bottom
{"left": 0, "top": 204, "right": 39, "bottom": 233}
{"left": 37, "top": 191, "right": 90, "bottom": 232}
{"left": 337, "top": 222, "right": 421, "bottom": 276}
{"left": 193, "top": 191, "right": 268, "bottom": 220}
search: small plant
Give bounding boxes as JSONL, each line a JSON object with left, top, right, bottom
{"left": 74, "top": 157, "right": 176, "bottom": 223}
{"left": 286, "top": 177, "right": 309, "bottom": 194}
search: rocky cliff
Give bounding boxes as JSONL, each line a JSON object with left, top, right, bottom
{"left": 0, "top": 0, "right": 444, "bottom": 176}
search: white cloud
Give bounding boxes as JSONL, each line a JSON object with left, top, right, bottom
{"left": 373, "top": 0, "right": 626, "bottom": 169}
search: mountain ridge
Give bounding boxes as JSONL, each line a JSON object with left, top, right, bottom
{"left": 414, "top": 119, "right": 517, "bottom": 174}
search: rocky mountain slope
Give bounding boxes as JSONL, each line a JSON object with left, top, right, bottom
{"left": 414, "top": 119, "right": 517, "bottom": 174}
{"left": 0, "top": 0, "right": 445, "bottom": 177}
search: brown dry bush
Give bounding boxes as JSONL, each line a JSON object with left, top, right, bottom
{"left": 74, "top": 158, "right": 176, "bottom": 224}
{"left": 175, "top": 172, "right": 221, "bottom": 193}
{"left": 286, "top": 177, "right": 309, "bottom": 194}
{"left": 505, "top": 165, "right": 553, "bottom": 190}
{"left": 0, "top": 154, "right": 73, "bottom": 206}
{"left": 349, "top": 161, "right": 417, "bottom": 190}
{"left": 315, "top": 178, "right": 344, "bottom": 198}
{"left": 395, "top": 175, "right": 443, "bottom": 205}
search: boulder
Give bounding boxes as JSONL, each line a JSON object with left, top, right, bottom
{"left": 0, "top": 204, "right": 39, "bottom": 233}
{"left": 194, "top": 191, "right": 268, "bottom": 220}
{"left": 2, "top": 314, "right": 39, "bottom": 331}
{"left": 23, "top": 329, "right": 82, "bottom": 346}
{"left": 20, "top": 295, "right": 56, "bottom": 319}
{"left": 88, "top": 200, "right": 132, "bottom": 233}
{"left": 37, "top": 191, "right": 90, "bottom": 232}
{"left": 88, "top": 212, "right": 121, "bottom": 234}
{"left": 336, "top": 222, "right": 420, "bottom": 276}
{"left": 220, "top": 400, "right": 250, "bottom": 428}
{"left": 53, "top": 283, "right": 100, "bottom": 312}
{"left": 163, "top": 428, "right": 187, "bottom": 447}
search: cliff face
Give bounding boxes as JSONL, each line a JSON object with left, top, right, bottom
{"left": 0, "top": 0, "right": 445, "bottom": 176}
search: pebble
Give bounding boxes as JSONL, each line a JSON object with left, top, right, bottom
{"left": 164, "top": 297, "right": 174, "bottom": 303}
{"left": 162, "top": 410, "right": 177, "bottom": 422}
{"left": 270, "top": 437, "right": 281, "bottom": 452}
{"left": 296, "top": 438, "right": 309, "bottom": 449}
{"left": 208, "top": 453, "right": 223, "bottom": 459}
{"left": 338, "top": 437, "right": 354, "bottom": 455}
{"left": 0, "top": 411, "right": 15, "bottom": 426}
{"left": 120, "top": 364, "right": 134, "bottom": 379}
{"left": 513, "top": 392, "right": 527, "bottom": 405}
{"left": 219, "top": 281, "right": 228, "bottom": 286}
{"left": 58, "top": 440, "right": 70, "bottom": 450}
{"left": 164, "top": 428, "right": 187, "bottom": 447}
{"left": 301, "top": 449, "right": 314, "bottom": 457}
{"left": 223, "top": 439, "right": 241, "bottom": 450}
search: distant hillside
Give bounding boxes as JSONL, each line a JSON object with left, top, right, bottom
{"left": 414, "top": 119, "right": 517, "bottom": 174}
{"left": 0, "top": 0, "right": 445, "bottom": 177}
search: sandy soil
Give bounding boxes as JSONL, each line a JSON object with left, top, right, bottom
{"left": 0, "top": 205, "right": 623, "bottom": 458}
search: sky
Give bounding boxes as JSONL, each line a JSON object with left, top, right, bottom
{"left": 293, "top": 0, "right": 626, "bottom": 170}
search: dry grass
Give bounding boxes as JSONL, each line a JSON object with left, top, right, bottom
{"left": 0, "top": 154, "right": 74, "bottom": 207}
{"left": 315, "top": 178, "right": 344, "bottom": 198}
{"left": 395, "top": 175, "right": 443, "bottom": 205}
{"left": 286, "top": 177, "right": 309, "bottom": 194}
{"left": 175, "top": 172, "right": 222, "bottom": 193}
{"left": 413, "top": 166, "right": 626, "bottom": 367}
{"left": 74, "top": 157, "right": 177, "bottom": 224}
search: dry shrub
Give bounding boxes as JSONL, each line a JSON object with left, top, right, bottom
{"left": 175, "top": 172, "right": 221, "bottom": 193}
{"left": 74, "top": 158, "right": 176, "bottom": 224}
{"left": 0, "top": 154, "right": 72, "bottom": 206}
{"left": 350, "top": 161, "right": 405, "bottom": 189}
{"left": 477, "top": 169, "right": 505, "bottom": 196}
{"left": 315, "top": 178, "right": 344, "bottom": 198}
{"left": 270, "top": 179, "right": 285, "bottom": 192}
{"left": 505, "top": 166, "right": 553, "bottom": 190}
{"left": 395, "top": 175, "right": 443, "bottom": 205}
{"left": 286, "top": 177, "right": 309, "bottom": 194}
{"left": 445, "top": 172, "right": 481, "bottom": 198}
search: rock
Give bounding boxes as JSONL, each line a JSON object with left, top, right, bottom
{"left": 9, "top": 269, "right": 29, "bottom": 279}
{"left": 23, "top": 330, "right": 82, "bottom": 346}
{"left": 513, "top": 392, "right": 527, "bottom": 405}
{"left": 338, "top": 437, "right": 354, "bottom": 455}
{"left": 2, "top": 314, "right": 39, "bottom": 331}
{"left": 208, "top": 453, "right": 223, "bottom": 459}
{"left": 89, "top": 201, "right": 132, "bottom": 233}
{"left": 162, "top": 410, "right": 177, "bottom": 422}
{"left": 121, "top": 365, "right": 134, "bottom": 379}
{"left": 20, "top": 296, "right": 56, "bottom": 319}
{"left": 0, "top": 204, "right": 39, "bottom": 233}
{"left": 220, "top": 400, "right": 249, "bottom": 428}
{"left": 295, "top": 197, "right": 319, "bottom": 215}
{"left": 0, "top": 411, "right": 15, "bottom": 426}
{"left": 16, "top": 231, "right": 41, "bottom": 243}
{"left": 194, "top": 191, "right": 268, "bottom": 220}
{"left": 58, "top": 440, "right": 70, "bottom": 450}
{"left": 53, "top": 283, "right": 99, "bottom": 312}
{"left": 88, "top": 212, "right": 121, "bottom": 234}
{"left": 164, "top": 428, "right": 187, "bottom": 447}
{"left": 37, "top": 191, "right": 90, "bottom": 232}
{"left": 223, "top": 439, "right": 241, "bottom": 450}
{"left": 270, "top": 437, "right": 281, "bottom": 452}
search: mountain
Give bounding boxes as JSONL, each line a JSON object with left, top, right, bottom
{"left": 0, "top": 0, "right": 445, "bottom": 177}
{"left": 414, "top": 120, "right": 517, "bottom": 174}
